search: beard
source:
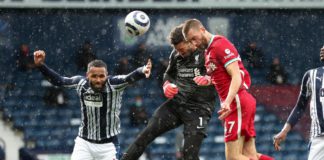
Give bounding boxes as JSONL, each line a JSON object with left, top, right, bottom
{"left": 197, "top": 36, "right": 209, "bottom": 50}
{"left": 197, "top": 42, "right": 208, "bottom": 50}
{"left": 90, "top": 82, "right": 106, "bottom": 92}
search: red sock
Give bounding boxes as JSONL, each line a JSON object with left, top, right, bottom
{"left": 259, "top": 154, "right": 275, "bottom": 160}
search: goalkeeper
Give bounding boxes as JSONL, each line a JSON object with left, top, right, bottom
{"left": 121, "top": 24, "right": 217, "bottom": 160}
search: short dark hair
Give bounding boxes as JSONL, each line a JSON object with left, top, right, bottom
{"left": 87, "top": 60, "right": 107, "bottom": 72}
{"left": 182, "top": 19, "right": 203, "bottom": 38}
{"left": 168, "top": 24, "right": 185, "bottom": 46}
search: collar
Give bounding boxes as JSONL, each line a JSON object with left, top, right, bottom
{"left": 207, "top": 35, "right": 215, "bottom": 49}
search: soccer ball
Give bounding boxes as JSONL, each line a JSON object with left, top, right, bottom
{"left": 124, "top": 10, "right": 150, "bottom": 36}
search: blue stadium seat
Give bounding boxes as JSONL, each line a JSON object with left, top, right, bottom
{"left": 0, "top": 146, "right": 4, "bottom": 160}
{"left": 0, "top": 50, "right": 309, "bottom": 159}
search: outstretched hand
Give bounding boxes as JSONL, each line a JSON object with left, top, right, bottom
{"left": 143, "top": 59, "right": 152, "bottom": 78}
{"left": 34, "top": 50, "right": 46, "bottom": 66}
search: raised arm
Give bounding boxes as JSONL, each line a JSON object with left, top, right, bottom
{"left": 110, "top": 59, "right": 152, "bottom": 86}
{"left": 34, "top": 50, "right": 83, "bottom": 87}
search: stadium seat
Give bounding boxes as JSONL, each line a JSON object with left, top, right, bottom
{"left": 0, "top": 52, "right": 309, "bottom": 159}
{"left": 0, "top": 147, "right": 4, "bottom": 160}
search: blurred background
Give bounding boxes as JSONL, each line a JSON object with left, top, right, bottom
{"left": 0, "top": 0, "right": 324, "bottom": 160}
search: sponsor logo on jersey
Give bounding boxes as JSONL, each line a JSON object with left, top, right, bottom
{"left": 224, "top": 48, "right": 235, "bottom": 59}
{"left": 225, "top": 49, "right": 231, "bottom": 54}
{"left": 178, "top": 68, "right": 195, "bottom": 78}
{"left": 316, "top": 77, "right": 322, "bottom": 81}
{"left": 83, "top": 93, "right": 103, "bottom": 107}
{"left": 224, "top": 53, "right": 235, "bottom": 59}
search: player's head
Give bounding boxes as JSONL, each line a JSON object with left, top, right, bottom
{"left": 87, "top": 60, "right": 108, "bottom": 91}
{"left": 168, "top": 24, "right": 196, "bottom": 57}
{"left": 182, "top": 19, "right": 209, "bottom": 50}
{"left": 320, "top": 46, "right": 324, "bottom": 62}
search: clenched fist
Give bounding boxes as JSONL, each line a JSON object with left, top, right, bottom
{"left": 34, "top": 50, "right": 46, "bottom": 66}
{"left": 142, "top": 59, "right": 152, "bottom": 78}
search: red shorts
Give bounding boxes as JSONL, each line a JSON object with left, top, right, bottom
{"left": 223, "top": 90, "right": 256, "bottom": 142}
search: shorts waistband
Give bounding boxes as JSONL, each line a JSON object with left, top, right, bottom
{"left": 80, "top": 136, "right": 117, "bottom": 144}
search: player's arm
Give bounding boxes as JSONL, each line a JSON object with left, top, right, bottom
{"left": 212, "top": 38, "right": 242, "bottom": 120}
{"left": 218, "top": 61, "right": 242, "bottom": 120}
{"left": 34, "top": 50, "right": 83, "bottom": 87}
{"left": 273, "top": 70, "right": 311, "bottom": 151}
{"left": 224, "top": 61, "right": 242, "bottom": 104}
{"left": 110, "top": 59, "right": 151, "bottom": 85}
{"left": 162, "top": 50, "right": 178, "bottom": 99}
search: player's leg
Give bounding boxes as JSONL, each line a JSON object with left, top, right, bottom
{"left": 241, "top": 91, "right": 258, "bottom": 159}
{"left": 181, "top": 109, "right": 210, "bottom": 160}
{"left": 121, "top": 100, "right": 182, "bottom": 160}
{"left": 223, "top": 93, "right": 253, "bottom": 160}
{"left": 225, "top": 136, "right": 250, "bottom": 160}
{"left": 242, "top": 137, "right": 258, "bottom": 159}
{"left": 71, "top": 137, "right": 94, "bottom": 160}
{"left": 182, "top": 132, "right": 205, "bottom": 160}
{"left": 240, "top": 91, "right": 274, "bottom": 160}
{"left": 244, "top": 138, "right": 274, "bottom": 160}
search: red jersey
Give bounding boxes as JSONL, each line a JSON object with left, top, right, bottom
{"left": 205, "top": 35, "right": 251, "bottom": 101}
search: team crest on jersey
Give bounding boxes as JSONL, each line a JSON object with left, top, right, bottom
{"left": 209, "top": 62, "right": 216, "bottom": 70}
{"left": 195, "top": 54, "right": 199, "bottom": 64}
{"left": 208, "top": 62, "right": 217, "bottom": 73}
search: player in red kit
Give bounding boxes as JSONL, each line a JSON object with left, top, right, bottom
{"left": 183, "top": 19, "right": 274, "bottom": 160}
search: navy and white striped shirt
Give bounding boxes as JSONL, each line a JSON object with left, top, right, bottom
{"left": 39, "top": 64, "right": 146, "bottom": 142}
{"left": 287, "top": 67, "right": 324, "bottom": 140}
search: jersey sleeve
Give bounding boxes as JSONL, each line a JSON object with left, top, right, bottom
{"left": 163, "top": 49, "right": 177, "bottom": 83}
{"left": 287, "top": 70, "right": 312, "bottom": 128}
{"left": 38, "top": 64, "right": 83, "bottom": 88}
{"left": 109, "top": 66, "right": 146, "bottom": 89}
{"left": 210, "top": 37, "right": 240, "bottom": 68}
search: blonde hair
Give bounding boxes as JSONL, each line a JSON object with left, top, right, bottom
{"left": 182, "top": 19, "right": 204, "bottom": 37}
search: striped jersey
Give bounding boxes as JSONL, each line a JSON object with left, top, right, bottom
{"left": 39, "top": 64, "right": 145, "bottom": 142}
{"left": 287, "top": 67, "right": 324, "bottom": 140}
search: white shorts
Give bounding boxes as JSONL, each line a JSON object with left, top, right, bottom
{"left": 71, "top": 137, "right": 119, "bottom": 160}
{"left": 308, "top": 136, "right": 324, "bottom": 160}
